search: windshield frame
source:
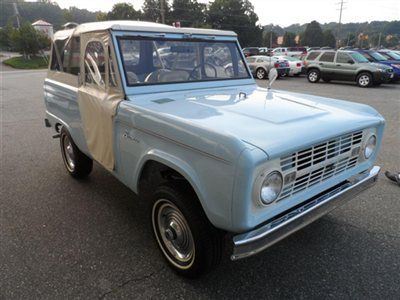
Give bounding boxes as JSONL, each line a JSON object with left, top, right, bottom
{"left": 115, "top": 32, "right": 252, "bottom": 90}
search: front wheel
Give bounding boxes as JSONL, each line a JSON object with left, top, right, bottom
{"left": 256, "top": 67, "right": 266, "bottom": 79}
{"left": 307, "top": 69, "right": 320, "bottom": 83}
{"left": 357, "top": 72, "right": 372, "bottom": 87}
{"left": 151, "top": 183, "right": 224, "bottom": 278}
{"left": 60, "top": 127, "right": 93, "bottom": 178}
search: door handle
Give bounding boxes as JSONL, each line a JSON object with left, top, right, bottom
{"left": 319, "top": 63, "right": 324, "bottom": 65}
{"left": 336, "top": 64, "right": 341, "bottom": 66}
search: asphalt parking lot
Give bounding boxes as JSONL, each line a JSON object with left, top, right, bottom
{"left": 1, "top": 70, "right": 399, "bottom": 299}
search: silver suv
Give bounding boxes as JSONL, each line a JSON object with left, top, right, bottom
{"left": 304, "top": 50, "right": 394, "bottom": 87}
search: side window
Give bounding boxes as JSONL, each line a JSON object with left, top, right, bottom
{"left": 336, "top": 52, "right": 352, "bottom": 64}
{"left": 319, "top": 52, "right": 335, "bottom": 62}
{"left": 50, "top": 38, "right": 67, "bottom": 71}
{"left": 108, "top": 45, "right": 117, "bottom": 87}
{"left": 361, "top": 53, "right": 373, "bottom": 62}
{"left": 306, "top": 51, "right": 321, "bottom": 60}
{"left": 84, "top": 41, "right": 106, "bottom": 88}
{"left": 50, "top": 37, "right": 80, "bottom": 75}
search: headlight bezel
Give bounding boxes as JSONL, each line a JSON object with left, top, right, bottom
{"left": 259, "top": 170, "right": 283, "bottom": 205}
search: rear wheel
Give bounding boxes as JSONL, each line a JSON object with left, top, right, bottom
{"left": 60, "top": 127, "right": 93, "bottom": 178}
{"left": 307, "top": 69, "right": 320, "bottom": 83}
{"left": 151, "top": 183, "right": 224, "bottom": 278}
{"left": 256, "top": 67, "right": 266, "bottom": 79}
{"left": 357, "top": 72, "right": 372, "bottom": 87}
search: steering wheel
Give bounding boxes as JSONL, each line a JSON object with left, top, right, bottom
{"left": 188, "top": 63, "right": 217, "bottom": 80}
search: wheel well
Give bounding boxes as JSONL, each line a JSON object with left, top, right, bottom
{"left": 138, "top": 160, "right": 192, "bottom": 197}
{"left": 307, "top": 67, "right": 320, "bottom": 74}
{"left": 356, "top": 70, "right": 372, "bottom": 78}
{"left": 55, "top": 123, "right": 62, "bottom": 133}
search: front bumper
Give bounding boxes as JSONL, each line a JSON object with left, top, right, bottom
{"left": 231, "top": 166, "right": 380, "bottom": 260}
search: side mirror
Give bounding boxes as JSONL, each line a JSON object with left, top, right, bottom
{"left": 347, "top": 60, "right": 354, "bottom": 64}
{"left": 268, "top": 68, "right": 278, "bottom": 89}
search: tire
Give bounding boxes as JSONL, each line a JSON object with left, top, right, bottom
{"left": 356, "top": 72, "right": 372, "bottom": 87}
{"left": 151, "top": 183, "right": 224, "bottom": 278}
{"left": 60, "top": 127, "right": 93, "bottom": 178}
{"left": 256, "top": 67, "right": 266, "bottom": 79}
{"left": 307, "top": 69, "right": 320, "bottom": 83}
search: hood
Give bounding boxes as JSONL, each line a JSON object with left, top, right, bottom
{"left": 128, "top": 86, "right": 383, "bottom": 159}
{"left": 370, "top": 61, "right": 397, "bottom": 69}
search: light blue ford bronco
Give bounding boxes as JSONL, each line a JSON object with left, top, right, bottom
{"left": 44, "top": 21, "right": 384, "bottom": 277}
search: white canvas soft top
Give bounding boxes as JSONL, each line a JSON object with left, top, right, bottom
{"left": 53, "top": 20, "right": 237, "bottom": 40}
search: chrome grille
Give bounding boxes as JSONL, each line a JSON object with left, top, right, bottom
{"left": 278, "top": 130, "right": 363, "bottom": 200}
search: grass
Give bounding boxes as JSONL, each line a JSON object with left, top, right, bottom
{"left": 3, "top": 55, "right": 48, "bottom": 69}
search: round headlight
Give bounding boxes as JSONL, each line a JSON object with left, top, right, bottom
{"left": 364, "top": 135, "right": 377, "bottom": 159}
{"left": 260, "top": 171, "right": 283, "bottom": 204}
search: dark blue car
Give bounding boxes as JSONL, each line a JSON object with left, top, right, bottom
{"left": 355, "top": 49, "right": 400, "bottom": 81}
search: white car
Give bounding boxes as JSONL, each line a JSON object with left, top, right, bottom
{"left": 272, "top": 47, "right": 307, "bottom": 58}
{"left": 273, "top": 55, "right": 303, "bottom": 76}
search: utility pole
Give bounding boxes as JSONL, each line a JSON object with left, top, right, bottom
{"left": 336, "top": 0, "right": 346, "bottom": 49}
{"left": 13, "top": 2, "right": 21, "bottom": 28}
{"left": 160, "top": 0, "right": 165, "bottom": 24}
{"left": 377, "top": 32, "right": 382, "bottom": 48}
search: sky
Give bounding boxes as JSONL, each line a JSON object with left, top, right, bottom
{"left": 52, "top": 0, "right": 400, "bottom": 27}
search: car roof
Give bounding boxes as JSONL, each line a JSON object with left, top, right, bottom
{"left": 53, "top": 20, "right": 236, "bottom": 40}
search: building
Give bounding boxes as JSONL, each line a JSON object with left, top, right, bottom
{"left": 32, "top": 20, "right": 53, "bottom": 39}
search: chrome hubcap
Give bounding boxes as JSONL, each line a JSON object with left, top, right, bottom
{"left": 62, "top": 135, "right": 75, "bottom": 171}
{"left": 309, "top": 72, "right": 318, "bottom": 82}
{"left": 152, "top": 199, "right": 195, "bottom": 269}
{"left": 257, "top": 69, "right": 265, "bottom": 79}
{"left": 359, "top": 75, "right": 370, "bottom": 86}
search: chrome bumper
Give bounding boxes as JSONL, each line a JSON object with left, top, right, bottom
{"left": 231, "top": 166, "right": 380, "bottom": 260}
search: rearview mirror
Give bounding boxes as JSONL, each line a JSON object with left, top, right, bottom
{"left": 268, "top": 68, "right": 278, "bottom": 89}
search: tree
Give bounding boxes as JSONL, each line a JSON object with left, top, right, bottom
{"left": 0, "top": 22, "right": 14, "bottom": 50}
{"left": 301, "top": 20, "right": 324, "bottom": 47}
{"left": 142, "top": 0, "right": 170, "bottom": 23}
{"left": 106, "top": 3, "right": 142, "bottom": 20}
{"left": 207, "top": 0, "right": 262, "bottom": 47}
{"left": 262, "top": 30, "right": 277, "bottom": 48}
{"left": 9, "top": 22, "right": 50, "bottom": 58}
{"left": 170, "top": 0, "right": 206, "bottom": 27}
{"left": 282, "top": 31, "right": 296, "bottom": 47}
{"left": 323, "top": 29, "right": 336, "bottom": 48}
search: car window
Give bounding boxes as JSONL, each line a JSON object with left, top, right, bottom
{"left": 387, "top": 51, "right": 400, "bottom": 60}
{"left": 319, "top": 52, "right": 335, "bottom": 62}
{"left": 336, "top": 52, "right": 352, "bottom": 64}
{"left": 350, "top": 52, "right": 369, "bottom": 63}
{"left": 50, "top": 38, "right": 67, "bottom": 72}
{"left": 369, "top": 51, "right": 387, "bottom": 61}
{"left": 84, "top": 41, "right": 106, "bottom": 88}
{"left": 306, "top": 51, "right": 321, "bottom": 60}
{"left": 118, "top": 37, "right": 250, "bottom": 86}
{"left": 360, "top": 52, "right": 374, "bottom": 62}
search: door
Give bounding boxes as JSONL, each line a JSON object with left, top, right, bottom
{"left": 317, "top": 52, "right": 336, "bottom": 79}
{"left": 78, "top": 33, "right": 123, "bottom": 171}
{"left": 333, "top": 52, "right": 356, "bottom": 80}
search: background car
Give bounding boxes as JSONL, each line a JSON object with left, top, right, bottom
{"left": 272, "top": 47, "right": 306, "bottom": 57}
{"left": 246, "top": 55, "right": 290, "bottom": 79}
{"left": 304, "top": 50, "right": 394, "bottom": 87}
{"left": 355, "top": 49, "right": 400, "bottom": 81}
{"left": 273, "top": 55, "right": 303, "bottom": 76}
{"left": 242, "top": 47, "right": 260, "bottom": 57}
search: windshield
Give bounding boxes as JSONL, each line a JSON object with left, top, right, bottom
{"left": 369, "top": 51, "right": 387, "bottom": 61}
{"left": 386, "top": 51, "right": 400, "bottom": 60}
{"left": 350, "top": 52, "right": 369, "bottom": 63}
{"left": 118, "top": 37, "right": 250, "bottom": 86}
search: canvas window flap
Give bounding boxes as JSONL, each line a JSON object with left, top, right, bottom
{"left": 78, "top": 31, "right": 123, "bottom": 171}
